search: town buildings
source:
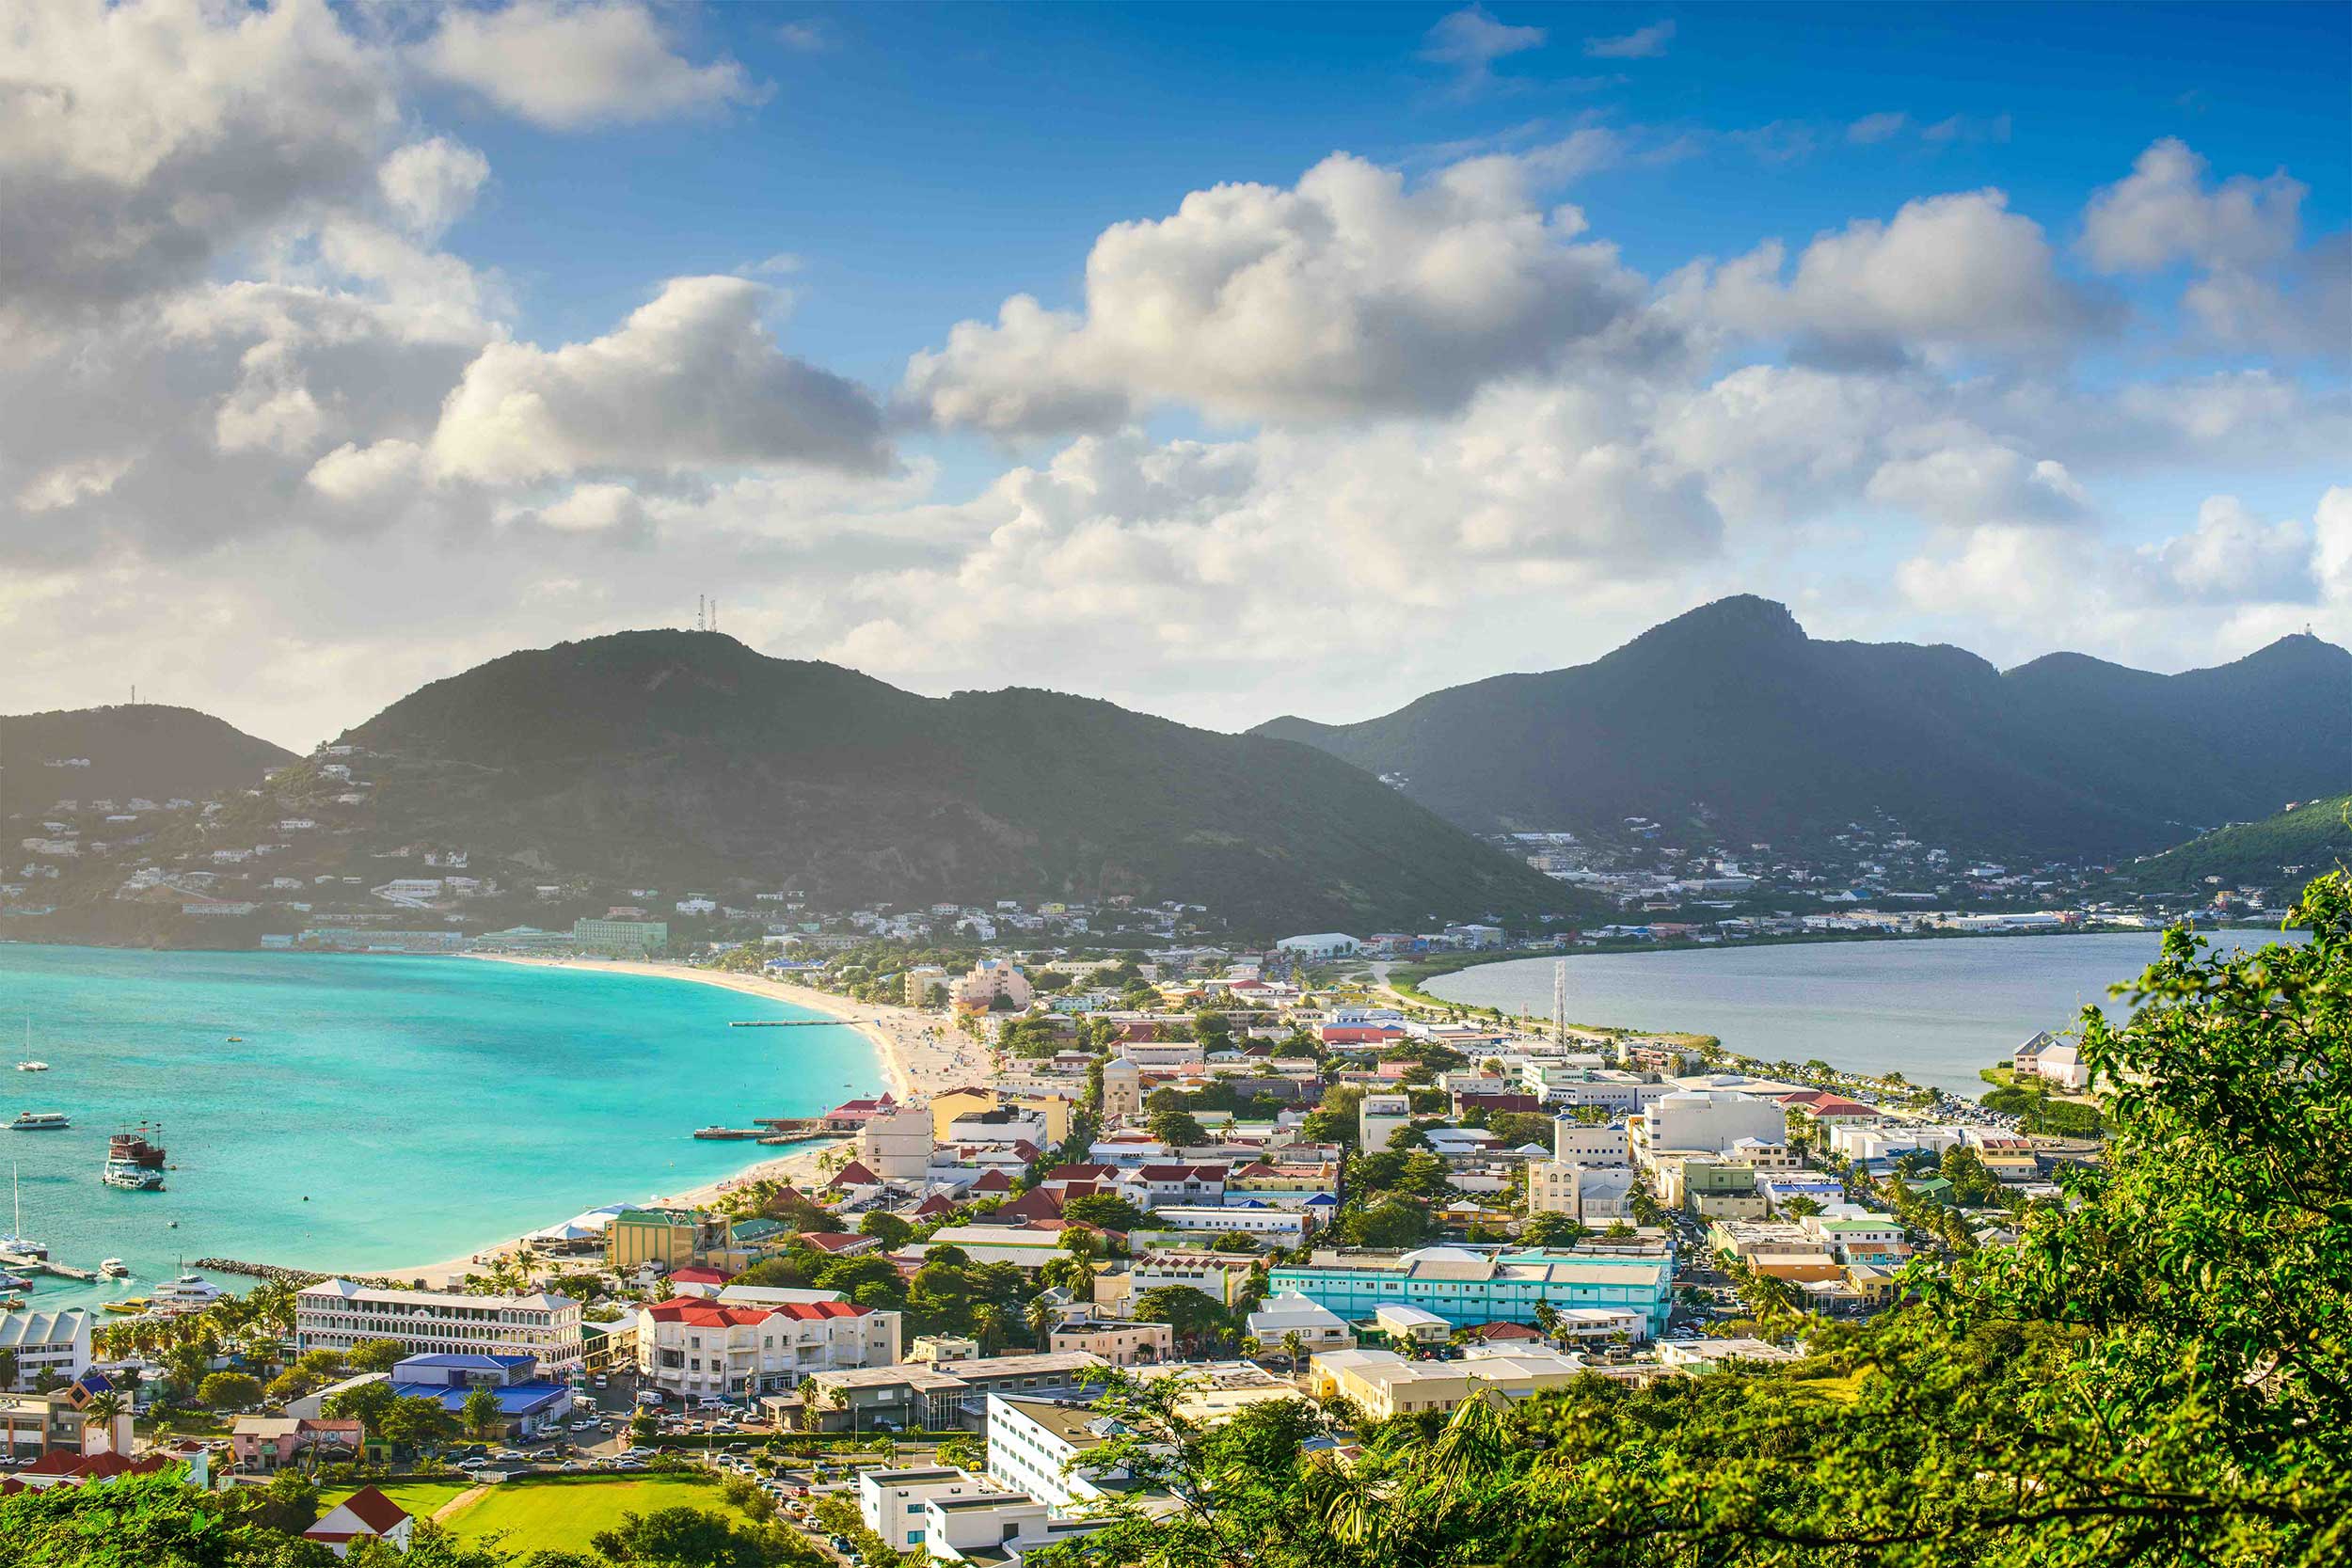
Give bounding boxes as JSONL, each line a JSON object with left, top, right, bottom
{"left": 1270, "top": 1246, "right": 1672, "bottom": 1338}
{"left": 0, "top": 1309, "right": 90, "bottom": 1391}
{"left": 636, "top": 1295, "right": 901, "bottom": 1400}
{"left": 294, "top": 1281, "right": 583, "bottom": 1370}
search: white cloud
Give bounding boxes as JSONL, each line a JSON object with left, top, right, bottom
{"left": 2080, "top": 137, "right": 2305, "bottom": 274}
{"left": 1866, "top": 446, "right": 2088, "bottom": 528}
{"left": 902, "top": 146, "right": 1651, "bottom": 434}
{"left": 0, "top": 0, "right": 399, "bottom": 317}
{"left": 16, "top": 454, "right": 135, "bottom": 514}
{"left": 416, "top": 1, "right": 765, "bottom": 131}
{"left": 1422, "top": 7, "right": 1547, "bottom": 95}
{"left": 1701, "top": 189, "right": 2113, "bottom": 361}
{"left": 305, "top": 438, "right": 427, "bottom": 504}
{"left": 1584, "top": 21, "right": 1676, "bottom": 58}
{"left": 378, "top": 137, "right": 491, "bottom": 238}
{"left": 2148, "top": 496, "right": 2315, "bottom": 603}
{"left": 429, "top": 276, "right": 890, "bottom": 483}
{"left": 1847, "top": 112, "right": 1908, "bottom": 145}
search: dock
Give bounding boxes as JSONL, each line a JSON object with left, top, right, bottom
{"left": 0, "top": 1252, "right": 100, "bottom": 1281}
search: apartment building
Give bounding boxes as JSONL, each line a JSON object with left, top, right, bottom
{"left": 636, "top": 1296, "right": 901, "bottom": 1401}
{"left": 295, "top": 1281, "right": 583, "bottom": 1370}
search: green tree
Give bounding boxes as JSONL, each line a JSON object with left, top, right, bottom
{"left": 461, "top": 1385, "right": 502, "bottom": 1440}
{"left": 197, "top": 1371, "right": 262, "bottom": 1411}
{"left": 342, "top": 1338, "right": 406, "bottom": 1374}
{"left": 1147, "top": 1106, "right": 1209, "bottom": 1148}
{"left": 855, "top": 1210, "right": 912, "bottom": 1246}
{"left": 1131, "top": 1286, "right": 1224, "bottom": 1354}
{"left": 1060, "top": 1193, "right": 1151, "bottom": 1232}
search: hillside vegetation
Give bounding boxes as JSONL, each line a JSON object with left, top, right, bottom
{"left": 1257, "top": 595, "right": 2352, "bottom": 858}
{"left": 2123, "top": 793, "right": 2352, "bottom": 894}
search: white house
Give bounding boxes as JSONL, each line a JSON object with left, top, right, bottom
{"left": 1245, "top": 1291, "right": 1357, "bottom": 1353}
{"left": 637, "top": 1296, "right": 901, "bottom": 1400}
{"left": 302, "top": 1485, "right": 413, "bottom": 1557}
{"left": 2013, "top": 1031, "right": 2091, "bottom": 1090}
{"left": 295, "top": 1282, "right": 582, "bottom": 1371}
{"left": 0, "top": 1309, "right": 90, "bottom": 1391}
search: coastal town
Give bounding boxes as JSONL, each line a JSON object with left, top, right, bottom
{"left": 0, "top": 930, "right": 2119, "bottom": 1561}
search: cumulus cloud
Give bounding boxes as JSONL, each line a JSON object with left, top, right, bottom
{"left": 416, "top": 1, "right": 765, "bottom": 130}
{"left": 902, "top": 147, "right": 1652, "bottom": 434}
{"left": 1700, "top": 189, "right": 2114, "bottom": 361}
{"left": 2080, "top": 137, "right": 2305, "bottom": 274}
{"left": 1584, "top": 21, "right": 1675, "bottom": 58}
{"left": 2148, "top": 495, "right": 2317, "bottom": 603}
{"left": 379, "top": 137, "right": 491, "bottom": 237}
{"left": 429, "top": 276, "right": 890, "bottom": 482}
{"left": 0, "top": 0, "right": 399, "bottom": 317}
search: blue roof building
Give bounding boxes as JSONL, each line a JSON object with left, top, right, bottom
{"left": 387, "top": 1353, "right": 574, "bottom": 1438}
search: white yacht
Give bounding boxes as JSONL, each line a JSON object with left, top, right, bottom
{"left": 1, "top": 1164, "right": 45, "bottom": 1259}
{"left": 8, "top": 1112, "right": 70, "bottom": 1131}
{"left": 13, "top": 1063, "right": 47, "bottom": 1073}
{"left": 99, "top": 1258, "right": 129, "bottom": 1277}
{"left": 150, "top": 1273, "right": 228, "bottom": 1313}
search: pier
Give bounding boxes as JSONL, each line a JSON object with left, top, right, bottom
{"left": 0, "top": 1251, "right": 100, "bottom": 1281}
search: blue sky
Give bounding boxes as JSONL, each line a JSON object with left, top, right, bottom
{"left": 0, "top": 1, "right": 2346, "bottom": 747}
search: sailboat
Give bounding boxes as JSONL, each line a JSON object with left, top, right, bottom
{"left": 0, "top": 1163, "right": 46, "bottom": 1259}
{"left": 14, "top": 1018, "right": 46, "bottom": 1072}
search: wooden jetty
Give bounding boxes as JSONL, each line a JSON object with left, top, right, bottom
{"left": 0, "top": 1252, "right": 99, "bottom": 1281}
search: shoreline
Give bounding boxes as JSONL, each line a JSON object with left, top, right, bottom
{"left": 352, "top": 956, "right": 991, "bottom": 1289}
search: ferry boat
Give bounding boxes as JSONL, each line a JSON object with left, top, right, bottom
{"left": 8, "top": 1112, "right": 70, "bottom": 1131}
{"left": 99, "top": 1257, "right": 129, "bottom": 1277}
{"left": 109, "top": 1123, "right": 167, "bottom": 1170}
{"left": 102, "top": 1158, "right": 166, "bottom": 1192}
{"left": 150, "top": 1273, "right": 227, "bottom": 1313}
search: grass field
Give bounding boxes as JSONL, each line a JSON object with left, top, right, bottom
{"left": 441, "top": 1476, "right": 747, "bottom": 1553}
{"left": 318, "top": 1481, "right": 477, "bottom": 1521}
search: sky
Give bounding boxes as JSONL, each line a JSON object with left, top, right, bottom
{"left": 1, "top": 1, "right": 2346, "bottom": 752}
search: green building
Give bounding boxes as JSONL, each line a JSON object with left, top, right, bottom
{"left": 572, "top": 917, "right": 669, "bottom": 958}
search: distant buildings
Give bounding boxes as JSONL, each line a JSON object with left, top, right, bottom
{"left": 1269, "top": 1245, "right": 1671, "bottom": 1338}
{"left": 952, "top": 958, "right": 1032, "bottom": 1011}
{"left": 2012, "top": 1030, "right": 2091, "bottom": 1090}
{"left": 571, "top": 915, "right": 668, "bottom": 957}
{"left": 1309, "top": 1345, "right": 1590, "bottom": 1420}
{"left": 294, "top": 1280, "right": 583, "bottom": 1371}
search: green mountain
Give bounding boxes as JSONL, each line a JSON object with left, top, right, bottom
{"left": 315, "top": 630, "right": 1586, "bottom": 934}
{"left": 1254, "top": 596, "right": 2352, "bottom": 859}
{"left": 0, "top": 705, "right": 294, "bottom": 818}
{"left": 2122, "top": 794, "right": 2352, "bottom": 894}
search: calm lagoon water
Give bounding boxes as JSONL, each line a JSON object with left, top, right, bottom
{"left": 1423, "top": 928, "right": 2311, "bottom": 1100}
{"left": 0, "top": 946, "right": 878, "bottom": 1311}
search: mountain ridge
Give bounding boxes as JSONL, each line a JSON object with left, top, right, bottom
{"left": 1253, "top": 597, "right": 2352, "bottom": 857}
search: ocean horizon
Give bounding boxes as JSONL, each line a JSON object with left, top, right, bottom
{"left": 0, "top": 945, "right": 881, "bottom": 1313}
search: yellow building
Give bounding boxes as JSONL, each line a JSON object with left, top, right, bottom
{"left": 605, "top": 1208, "right": 727, "bottom": 1272}
{"left": 927, "top": 1087, "right": 1075, "bottom": 1146}
{"left": 1308, "top": 1347, "right": 1588, "bottom": 1421}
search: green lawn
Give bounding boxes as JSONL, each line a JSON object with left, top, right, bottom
{"left": 319, "top": 1481, "right": 477, "bottom": 1521}
{"left": 441, "top": 1476, "right": 747, "bottom": 1553}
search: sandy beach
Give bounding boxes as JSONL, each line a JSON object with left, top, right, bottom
{"left": 364, "top": 955, "right": 992, "bottom": 1288}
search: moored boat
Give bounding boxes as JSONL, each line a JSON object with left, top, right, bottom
{"left": 150, "top": 1273, "right": 226, "bottom": 1313}
{"left": 103, "top": 1296, "right": 150, "bottom": 1314}
{"left": 102, "top": 1157, "right": 166, "bottom": 1191}
{"left": 109, "top": 1122, "right": 167, "bottom": 1170}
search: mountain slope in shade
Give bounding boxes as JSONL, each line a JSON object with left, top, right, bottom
{"left": 1255, "top": 596, "right": 2352, "bottom": 858}
{"left": 0, "top": 705, "right": 295, "bottom": 817}
{"left": 2123, "top": 794, "right": 2352, "bottom": 895}
{"left": 328, "top": 630, "right": 1589, "bottom": 934}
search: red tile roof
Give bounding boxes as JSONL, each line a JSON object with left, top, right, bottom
{"left": 1041, "top": 1164, "right": 1118, "bottom": 1183}
{"left": 970, "top": 1169, "right": 1013, "bottom": 1192}
{"left": 912, "top": 1195, "right": 959, "bottom": 1216}
{"left": 339, "top": 1485, "right": 414, "bottom": 1533}
{"left": 829, "top": 1161, "right": 882, "bottom": 1186}
{"left": 669, "top": 1265, "right": 735, "bottom": 1285}
{"left": 796, "top": 1231, "right": 877, "bottom": 1255}
{"left": 645, "top": 1296, "right": 773, "bottom": 1328}
{"left": 770, "top": 1300, "right": 871, "bottom": 1321}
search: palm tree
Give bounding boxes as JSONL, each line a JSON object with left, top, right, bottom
{"left": 1023, "top": 1295, "right": 1056, "bottom": 1351}
{"left": 82, "top": 1389, "right": 125, "bottom": 1434}
{"left": 971, "top": 1305, "right": 1009, "bottom": 1356}
{"left": 1281, "top": 1330, "right": 1308, "bottom": 1378}
{"left": 1532, "top": 1298, "right": 1562, "bottom": 1343}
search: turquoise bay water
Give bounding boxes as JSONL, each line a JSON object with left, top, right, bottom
{"left": 1424, "top": 929, "right": 2311, "bottom": 1100}
{"left": 0, "top": 947, "right": 879, "bottom": 1312}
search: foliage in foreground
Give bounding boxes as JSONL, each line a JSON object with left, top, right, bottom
{"left": 1037, "top": 877, "right": 2352, "bottom": 1568}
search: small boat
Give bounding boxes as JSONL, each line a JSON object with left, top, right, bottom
{"left": 13, "top": 1063, "right": 47, "bottom": 1073}
{"left": 0, "top": 1273, "right": 29, "bottom": 1291}
{"left": 103, "top": 1297, "right": 150, "bottom": 1314}
{"left": 8, "top": 1112, "right": 70, "bottom": 1131}
{"left": 102, "top": 1159, "right": 166, "bottom": 1192}
{"left": 226, "top": 1037, "right": 243, "bottom": 1043}
{"left": 99, "top": 1257, "right": 129, "bottom": 1277}
{"left": 3, "top": 1163, "right": 45, "bottom": 1259}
